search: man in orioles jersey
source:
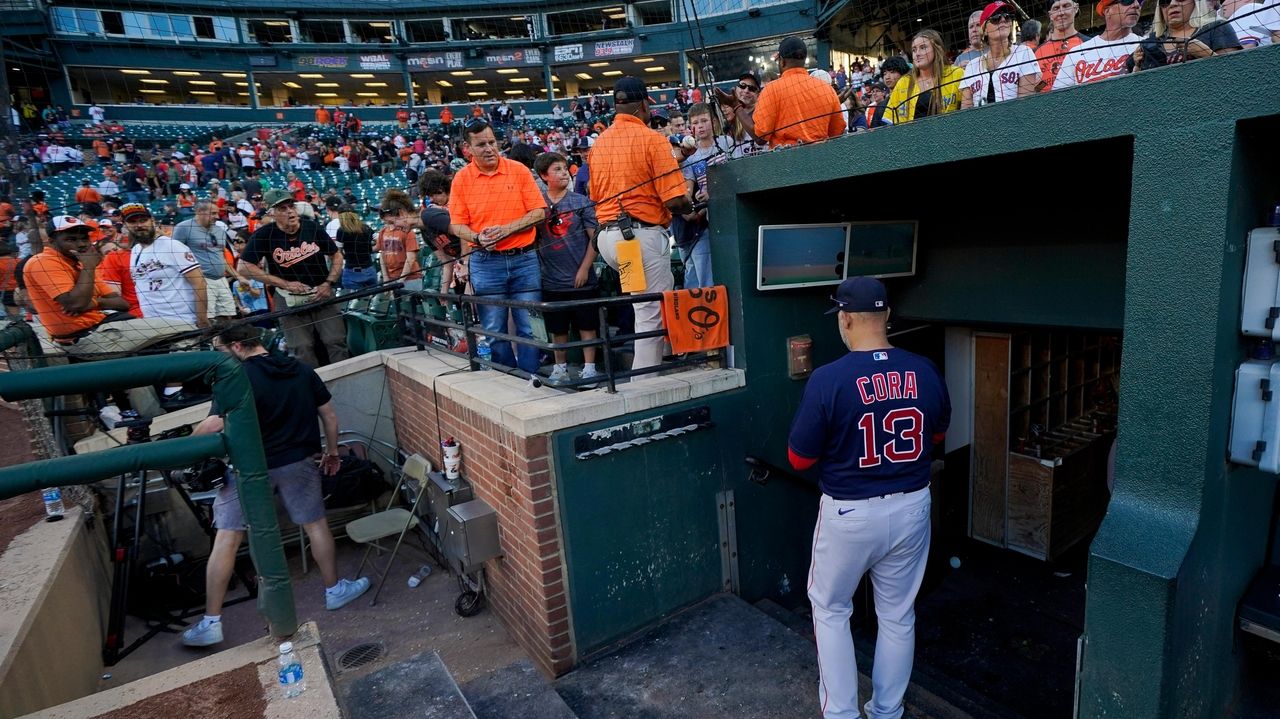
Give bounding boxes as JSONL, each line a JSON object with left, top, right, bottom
{"left": 788, "top": 276, "right": 950, "bottom": 719}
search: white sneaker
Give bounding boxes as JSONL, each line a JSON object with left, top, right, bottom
{"left": 579, "top": 366, "right": 601, "bottom": 390}
{"left": 325, "top": 577, "right": 371, "bottom": 610}
{"left": 547, "top": 365, "right": 570, "bottom": 385}
{"left": 181, "top": 617, "right": 223, "bottom": 647}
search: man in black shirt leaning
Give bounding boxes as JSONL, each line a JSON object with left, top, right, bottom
{"left": 237, "top": 189, "right": 349, "bottom": 367}
{"left": 181, "top": 324, "right": 370, "bottom": 647}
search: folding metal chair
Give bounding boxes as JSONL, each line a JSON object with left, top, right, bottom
{"left": 346, "top": 452, "right": 432, "bottom": 605}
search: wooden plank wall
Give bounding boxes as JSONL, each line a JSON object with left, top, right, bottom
{"left": 971, "top": 334, "right": 1010, "bottom": 545}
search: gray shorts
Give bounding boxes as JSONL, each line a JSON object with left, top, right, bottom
{"left": 212, "top": 457, "right": 326, "bottom": 531}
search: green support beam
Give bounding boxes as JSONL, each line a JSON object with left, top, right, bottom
{"left": 0, "top": 351, "right": 298, "bottom": 639}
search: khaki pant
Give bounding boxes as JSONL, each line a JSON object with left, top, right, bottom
{"left": 596, "top": 225, "right": 673, "bottom": 370}
{"left": 66, "top": 316, "right": 197, "bottom": 358}
{"left": 276, "top": 293, "right": 349, "bottom": 368}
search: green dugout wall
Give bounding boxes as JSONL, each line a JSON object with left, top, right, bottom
{"left": 549, "top": 46, "right": 1280, "bottom": 718}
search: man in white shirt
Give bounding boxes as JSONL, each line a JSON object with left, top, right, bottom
{"left": 98, "top": 175, "right": 119, "bottom": 198}
{"left": 238, "top": 143, "right": 256, "bottom": 169}
{"left": 1052, "top": 0, "right": 1143, "bottom": 90}
{"left": 1222, "top": 0, "right": 1280, "bottom": 46}
{"left": 88, "top": 104, "right": 105, "bottom": 125}
{"left": 124, "top": 202, "right": 208, "bottom": 328}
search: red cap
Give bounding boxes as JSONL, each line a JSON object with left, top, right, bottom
{"left": 979, "top": 0, "right": 1013, "bottom": 25}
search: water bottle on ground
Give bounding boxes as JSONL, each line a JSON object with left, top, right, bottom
{"left": 476, "top": 337, "right": 491, "bottom": 370}
{"left": 278, "top": 641, "right": 306, "bottom": 698}
{"left": 42, "top": 488, "right": 65, "bottom": 521}
{"left": 408, "top": 564, "right": 432, "bottom": 588}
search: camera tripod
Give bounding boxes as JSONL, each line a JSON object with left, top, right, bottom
{"left": 102, "top": 420, "right": 257, "bottom": 666}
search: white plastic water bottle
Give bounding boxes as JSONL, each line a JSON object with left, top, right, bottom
{"left": 41, "top": 488, "right": 65, "bottom": 521}
{"left": 475, "top": 338, "right": 491, "bottom": 369}
{"left": 278, "top": 642, "right": 306, "bottom": 698}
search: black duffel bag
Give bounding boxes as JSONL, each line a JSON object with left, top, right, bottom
{"left": 321, "top": 455, "right": 387, "bottom": 509}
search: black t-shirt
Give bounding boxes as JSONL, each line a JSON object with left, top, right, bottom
{"left": 212, "top": 353, "right": 331, "bottom": 469}
{"left": 337, "top": 226, "right": 375, "bottom": 269}
{"left": 242, "top": 218, "right": 338, "bottom": 286}
{"left": 420, "top": 204, "right": 459, "bottom": 257}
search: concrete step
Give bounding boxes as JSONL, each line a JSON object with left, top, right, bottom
{"left": 344, "top": 649, "right": 477, "bottom": 719}
{"left": 459, "top": 658, "right": 578, "bottom": 719}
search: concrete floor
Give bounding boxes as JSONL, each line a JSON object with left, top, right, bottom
{"left": 100, "top": 533, "right": 527, "bottom": 695}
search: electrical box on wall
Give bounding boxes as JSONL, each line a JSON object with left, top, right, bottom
{"left": 787, "top": 335, "right": 813, "bottom": 379}
{"left": 1229, "top": 358, "right": 1280, "bottom": 473}
{"left": 1239, "top": 227, "right": 1280, "bottom": 339}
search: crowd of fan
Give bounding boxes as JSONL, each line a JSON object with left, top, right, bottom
{"left": 0, "top": 0, "right": 1273, "bottom": 393}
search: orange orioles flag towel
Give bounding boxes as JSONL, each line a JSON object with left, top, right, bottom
{"left": 661, "top": 285, "right": 729, "bottom": 354}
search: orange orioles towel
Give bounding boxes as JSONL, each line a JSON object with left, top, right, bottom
{"left": 661, "top": 285, "right": 729, "bottom": 354}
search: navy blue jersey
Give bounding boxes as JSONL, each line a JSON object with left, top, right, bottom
{"left": 789, "top": 348, "right": 951, "bottom": 500}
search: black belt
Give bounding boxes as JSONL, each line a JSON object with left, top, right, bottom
{"left": 474, "top": 243, "right": 536, "bottom": 256}
{"left": 599, "top": 221, "right": 666, "bottom": 231}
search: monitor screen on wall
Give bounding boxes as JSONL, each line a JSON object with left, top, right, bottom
{"left": 757, "top": 223, "right": 850, "bottom": 291}
{"left": 845, "top": 220, "right": 918, "bottom": 279}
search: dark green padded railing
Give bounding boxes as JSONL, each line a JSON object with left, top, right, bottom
{"left": 0, "top": 344, "right": 297, "bottom": 638}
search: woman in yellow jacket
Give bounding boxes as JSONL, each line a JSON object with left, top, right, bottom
{"left": 887, "top": 30, "right": 966, "bottom": 124}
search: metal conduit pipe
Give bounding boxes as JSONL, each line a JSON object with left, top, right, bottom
{"left": 0, "top": 351, "right": 298, "bottom": 638}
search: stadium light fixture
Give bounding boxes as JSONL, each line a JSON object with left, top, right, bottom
{"left": 315, "top": 82, "right": 339, "bottom": 87}
{"left": 357, "top": 92, "right": 379, "bottom": 97}
{"left": 643, "top": 66, "right": 665, "bottom": 72}
{"left": 589, "top": 62, "right": 608, "bottom": 67}
{"left": 437, "top": 80, "right": 453, "bottom": 87}
{"left": 509, "top": 77, "right": 530, "bottom": 83}
{"left": 263, "top": 21, "right": 290, "bottom": 26}
{"left": 299, "top": 73, "right": 324, "bottom": 78}
{"left": 465, "top": 79, "right": 486, "bottom": 85}
{"left": 283, "top": 81, "right": 302, "bottom": 88}
{"left": 634, "top": 57, "right": 654, "bottom": 63}
{"left": 121, "top": 69, "right": 151, "bottom": 75}
{"left": 365, "top": 82, "right": 388, "bottom": 87}
{"left": 450, "top": 71, "right": 473, "bottom": 76}
{"left": 603, "top": 70, "right": 622, "bottom": 76}
{"left": 504, "top": 90, "right": 522, "bottom": 95}
{"left": 497, "top": 69, "right": 519, "bottom": 74}
{"left": 369, "top": 22, "right": 391, "bottom": 27}
{"left": 316, "top": 92, "right": 338, "bottom": 97}
{"left": 190, "top": 91, "right": 215, "bottom": 95}
{"left": 189, "top": 80, "right": 217, "bottom": 85}
{"left": 607, "top": 13, "right": 627, "bottom": 19}
{"left": 467, "top": 91, "right": 486, "bottom": 97}
{"left": 576, "top": 73, "right": 592, "bottom": 80}
{"left": 173, "top": 71, "right": 202, "bottom": 76}
{"left": 221, "top": 72, "right": 246, "bottom": 78}
{"left": 350, "top": 73, "right": 375, "bottom": 78}
{"left": 138, "top": 89, "right": 166, "bottom": 94}
{"left": 603, "top": 6, "right": 623, "bottom": 11}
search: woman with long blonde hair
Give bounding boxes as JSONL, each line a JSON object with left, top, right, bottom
{"left": 337, "top": 205, "right": 377, "bottom": 290}
{"left": 960, "top": 2, "right": 1040, "bottom": 108}
{"left": 1134, "top": 0, "right": 1240, "bottom": 68}
{"left": 886, "top": 30, "right": 966, "bottom": 123}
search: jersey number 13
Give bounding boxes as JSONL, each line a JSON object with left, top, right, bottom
{"left": 857, "top": 407, "right": 924, "bottom": 468}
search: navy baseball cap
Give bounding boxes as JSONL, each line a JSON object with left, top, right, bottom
{"left": 613, "top": 76, "right": 650, "bottom": 104}
{"left": 779, "top": 36, "right": 808, "bottom": 60}
{"left": 826, "top": 276, "right": 889, "bottom": 314}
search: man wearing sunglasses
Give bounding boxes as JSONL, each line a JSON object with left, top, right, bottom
{"left": 1052, "top": 0, "right": 1143, "bottom": 89}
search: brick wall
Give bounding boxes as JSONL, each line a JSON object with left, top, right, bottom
{"left": 387, "top": 368, "right": 574, "bottom": 677}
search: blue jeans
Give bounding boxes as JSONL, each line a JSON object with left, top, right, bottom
{"left": 468, "top": 250, "right": 542, "bottom": 373}
{"left": 342, "top": 265, "right": 378, "bottom": 290}
{"left": 680, "top": 229, "right": 713, "bottom": 288}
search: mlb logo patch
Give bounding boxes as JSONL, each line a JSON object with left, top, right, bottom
{"left": 874, "top": 301, "right": 885, "bottom": 308}
{"left": 873, "top": 351, "right": 889, "bottom": 361}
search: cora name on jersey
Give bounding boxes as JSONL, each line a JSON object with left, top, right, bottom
{"left": 856, "top": 371, "right": 919, "bottom": 406}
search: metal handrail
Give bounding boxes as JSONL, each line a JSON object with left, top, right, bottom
{"left": 396, "top": 287, "right": 723, "bottom": 394}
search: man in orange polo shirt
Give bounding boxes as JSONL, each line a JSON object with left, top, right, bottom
{"left": 447, "top": 119, "right": 547, "bottom": 373}
{"left": 589, "top": 76, "right": 693, "bottom": 369}
{"left": 24, "top": 216, "right": 193, "bottom": 357}
{"left": 722, "top": 36, "right": 846, "bottom": 148}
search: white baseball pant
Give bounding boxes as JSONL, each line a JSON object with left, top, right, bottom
{"left": 807, "top": 487, "right": 931, "bottom": 719}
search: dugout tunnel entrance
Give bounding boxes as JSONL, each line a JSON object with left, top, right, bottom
{"left": 715, "top": 138, "right": 1134, "bottom": 718}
